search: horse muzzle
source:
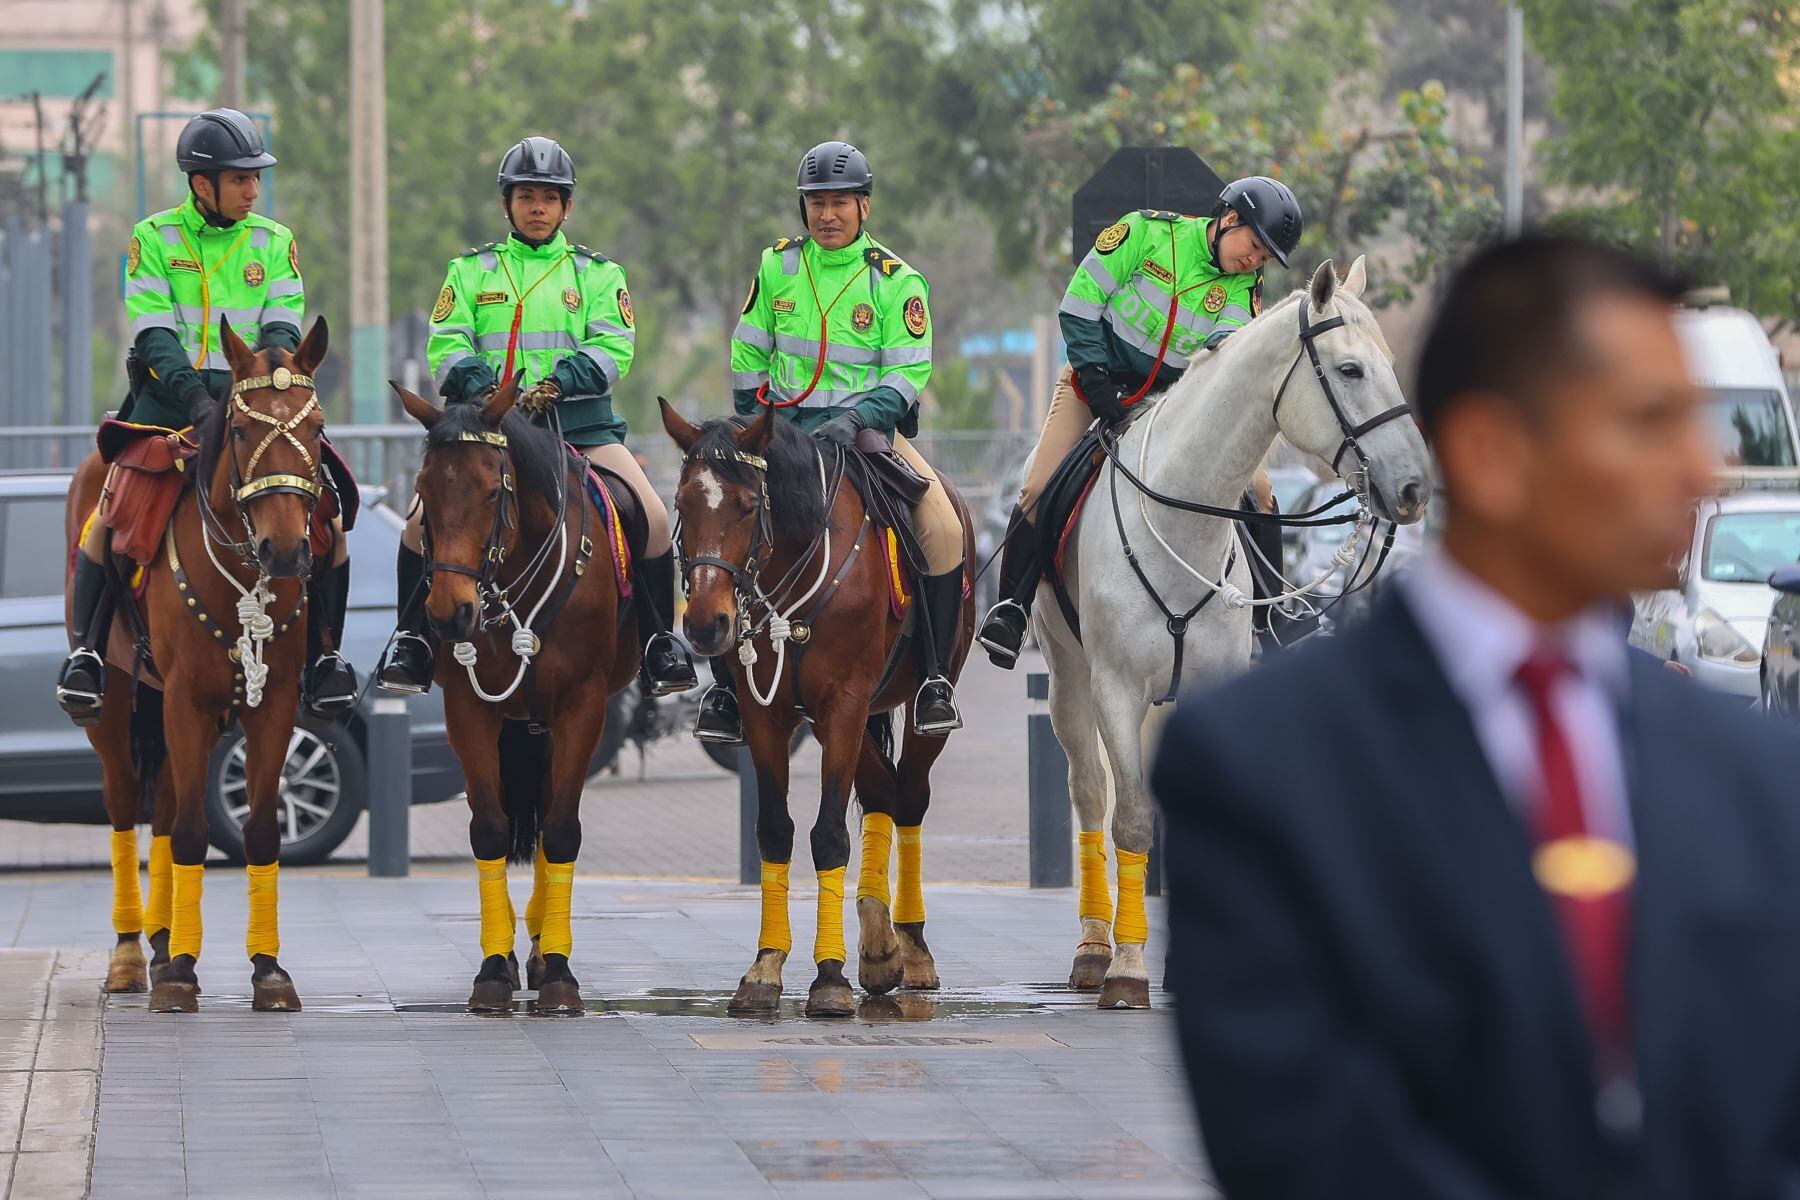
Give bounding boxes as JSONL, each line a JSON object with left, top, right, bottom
{"left": 683, "top": 608, "right": 736, "bottom": 658}
{"left": 256, "top": 536, "right": 312, "bottom": 580}
{"left": 427, "top": 600, "right": 479, "bottom": 644}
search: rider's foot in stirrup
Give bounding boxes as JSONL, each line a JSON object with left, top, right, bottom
{"left": 56, "top": 648, "right": 106, "bottom": 726}
{"left": 642, "top": 632, "right": 699, "bottom": 697}
{"left": 913, "top": 676, "right": 962, "bottom": 737}
{"left": 693, "top": 685, "right": 744, "bottom": 745}
{"left": 303, "top": 653, "right": 360, "bottom": 719}
{"left": 375, "top": 632, "right": 435, "bottom": 695}
{"left": 976, "top": 600, "right": 1030, "bottom": 670}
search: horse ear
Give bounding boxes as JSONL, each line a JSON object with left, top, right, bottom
{"left": 1342, "top": 256, "right": 1368, "bottom": 300}
{"left": 391, "top": 380, "right": 440, "bottom": 429}
{"left": 293, "top": 316, "right": 329, "bottom": 376}
{"left": 659, "top": 396, "right": 702, "bottom": 452}
{"left": 740, "top": 403, "right": 775, "bottom": 453}
{"left": 219, "top": 315, "right": 257, "bottom": 378}
{"left": 481, "top": 374, "right": 519, "bottom": 427}
{"left": 1309, "top": 259, "right": 1338, "bottom": 312}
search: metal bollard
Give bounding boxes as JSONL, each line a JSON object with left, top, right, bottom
{"left": 738, "top": 745, "right": 759, "bottom": 885}
{"left": 1147, "top": 814, "right": 1165, "bottom": 897}
{"left": 1027, "top": 672, "right": 1073, "bottom": 888}
{"left": 365, "top": 697, "right": 411, "bottom": 878}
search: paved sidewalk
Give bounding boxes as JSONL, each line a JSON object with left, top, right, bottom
{"left": 0, "top": 871, "right": 1209, "bottom": 1200}
{"left": 0, "top": 948, "right": 104, "bottom": 1199}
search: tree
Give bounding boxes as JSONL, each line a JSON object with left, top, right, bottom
{"left": 1519, "top": 0, "right": 1800, "bottom": 327}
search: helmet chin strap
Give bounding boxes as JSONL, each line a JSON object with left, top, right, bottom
{"left": 191, "top": 173, "right": 240, "bottom": 229}
{"left": 504, "top": 189, "right": 569, "bottom": 248}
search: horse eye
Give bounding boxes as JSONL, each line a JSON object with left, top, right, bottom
{"left": 1338, "top": 362, "right": 1365, "bottom": 379}
{"left": 232, "top": 427, "right": 247, "bottom": 441}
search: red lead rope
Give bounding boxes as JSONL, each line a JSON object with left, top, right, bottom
{"left": 1113, "top": 223, "right": 1212, "bottom": 408}
{"left": 757, "top": 247, "right": 869, "bottom": 408}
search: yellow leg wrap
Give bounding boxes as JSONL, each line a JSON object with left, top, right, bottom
{"left": 1079, "top": 831, "right": 1113, "bottom": 924}
{"left": 146, "top": 835, "right": 173, "bottom": 938}
{"left": 814, "top": 866, "right": 848, "bottom": 965}
{"left": 524, "top": 843, "right": 549, "bottom": 940}
{"left": 856, "top": 813, "right": 895, "bottom": 906}
{"left": 169, "top": 862, "right": 205, "bottom": 961}
{"left": 476, "top": 857, "right": 515, "bottom": 959}
{"left": 758, "top": 861, "right": 792, "bottom": 953}
{"left": 894, "top": 826, "right": 926, "bottom": 925}
{"left": 1115, "top": 849, "right": 1150, "bottom": 945}
{"left": 539, "top": 862, "right": 575, "bottom": 958}
{"left": 110, "top": 829, "right": 143, "bottom": 935}
{"left": 245, "top": 863, "right": 279, "bottom": 959}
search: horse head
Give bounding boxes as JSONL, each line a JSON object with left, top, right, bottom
{"left": 392, "top": 376, "right": 524, "bottom": 643}
{"left": 218, "top": 315, "right": 329, "bottom": 578}
{"left": 661, "top": 400, "right": 781, "bottom": 657}
{"left": 1269, "top": 258, "right": 1432, "bottom": 524}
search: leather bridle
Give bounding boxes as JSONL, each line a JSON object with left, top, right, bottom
{"left": 1271, "top": 297, "right": 1414, "bottom": 478}
{"left": 677, "top": 446, "right": 774, "bottom": 599}
{"left": 422, "top": 430, "right": 517, "bottom": 590}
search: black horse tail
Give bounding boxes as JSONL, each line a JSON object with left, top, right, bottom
{"left": 498, "top": 720, "right": 547, "bottom": 865}
{"left": 130, "top": 683, "right": 167, "bottom": 824}
{"left": 866, "top": 712, "right": 896, "bottom": 776}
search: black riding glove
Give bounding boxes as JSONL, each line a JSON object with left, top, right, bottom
{"left": 1076, "top": 365, "right": 1127, "bottom": 426}
{"left": 816, "top": 412, "right": 862, "bottom": 446}
{"left": 181, "top": 377, "right": 213, "bottom": 414}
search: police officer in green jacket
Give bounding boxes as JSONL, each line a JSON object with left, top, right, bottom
{"left": 975, "top": 175, "right": 1305, "bottom": 667}
{"left": 695, "top": 141, "right": 965, "bottom": 743}
{"left": 57, "top": 108, "right": 357, "bottom": 724}
{"left": 375, "top": 136, "right": 696, "bottom": 696}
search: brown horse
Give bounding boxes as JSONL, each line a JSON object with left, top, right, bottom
{"left": 394, "top": 377, "right": 640, "bottom": 1014}
{"left": 65, "top": 316, "right": 330, "bottom": 1013}
{"left": 660, "top": 401, "right": 974, "bottom": 1016}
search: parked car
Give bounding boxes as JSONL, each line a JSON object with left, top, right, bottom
{"left": 1762, "top": 565, "right": 1800, "bottom": 717}
{"left": 1632, "top": 485, "right": 1800, "bottom": 702}
{"left": 0, "top": 473, "right": 464, "bottom": 864}
{"left": 1676, "top": 293, "right": 1800, "bottom": 470}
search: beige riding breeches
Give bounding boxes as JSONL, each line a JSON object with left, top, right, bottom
{"left": 891, "top": 435, "right": 965, "bottom": 576}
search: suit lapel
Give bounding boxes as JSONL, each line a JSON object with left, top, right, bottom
{"left": 1362, "top": 595, "right": 1598, "bottom": 1095}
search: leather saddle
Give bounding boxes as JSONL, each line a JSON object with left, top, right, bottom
{"left": 838, "top": 428, "right": 931, "bottom": 581}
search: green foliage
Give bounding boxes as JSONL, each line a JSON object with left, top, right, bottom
{"left": 1520, "top": 0, "right": 1800, "bottom": 326}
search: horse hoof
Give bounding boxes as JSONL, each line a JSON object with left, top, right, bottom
{"left": 105, "top": 943, "right": 148, "bottom": 994}
{"left": 533, "top": 980, "right": 583, "bottom": 1016}
{"left": 1069, "top": 952, "right": 1113, "bottom": 992}
{"left": 806, "top": 982, "right": 856, "bottom": 1018}
{"left": 1097, "top": 976, "right": 1152, "bottom": 1010}
{"left": 901, "top": 958, "right": 940, "bottom": 991}
{"left": 727, "top": 979, "right": 782, "bottom": 1015}
{"left": 467, "top": 980, "right": 515, "bottom": 1014}
{"left": 148, "top": 981, "right": 199, "bottom": 1014}
{"left": 526, "top": 943, "right": 547, "bottom": 992}
{"left": 252, "top": 981, "right": 302, "bottom": 1012}
{"left": 506, "top": 952, "right": 522, "bottom": 990}
{"left": 858, "top": 947, "right": 904, "bottom": 997}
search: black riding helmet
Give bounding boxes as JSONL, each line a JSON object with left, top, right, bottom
{"left": 176, "top": 108, "right": 277, "bottom": 173}
{"left": 1218, "top": 176, "right": 1304, "bottom": 268}
{"left": 498, "top": 136, "right": 576, "bottom": 201}
{"left": 795, "top": 141, "right": 872, "bottom": 223}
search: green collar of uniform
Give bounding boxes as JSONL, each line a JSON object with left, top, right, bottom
{"left": 808, "top": 230, "right": 872, "bottom": 268}
{"left": 506, "top": 230, "right": 571, "bottom": 260}
{"left": 177, "top": 195, "right": 244, "bottom": 235}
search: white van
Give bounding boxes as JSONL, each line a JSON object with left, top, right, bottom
{"left": 1675, "top": 293, "right": 1800, "bottom": 469}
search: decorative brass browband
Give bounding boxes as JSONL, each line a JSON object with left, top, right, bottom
{"left": 452, "top": 431, "right": 510, "bottom": 448}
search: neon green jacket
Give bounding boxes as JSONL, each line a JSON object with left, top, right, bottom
{"left": 729, "top": 230, "right": 932, "bottom": 436}
{"left": 1059, "top": 211, "right": 1261, "bottom": 393}
{"left": 426, "top": 231, "right": 634, "bottom": 448}
{"left": 122, "top": 196, "right": 305, "bottom": 429}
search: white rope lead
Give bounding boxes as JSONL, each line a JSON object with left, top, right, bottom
{"left": 202, "top": 525, "right": 278, "bottom": 709}
{"left": 451, "top": 515, "right": 568, "bottom": 704}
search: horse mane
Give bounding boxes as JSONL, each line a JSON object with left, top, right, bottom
{"left": 192, "top": 391, "right": 231, "bottom": 486}
{"left": 687, "top": 415, "right": 832, "bottom": 542}
{"left": 426, "top": 398, "right": 570, "bottom": 496}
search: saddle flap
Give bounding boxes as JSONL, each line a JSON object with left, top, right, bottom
{"left": 98, "top": 419, "right": 198, "bottom": 470}
{"left": 838, "top": 435, "right": 930, "bottom": 579}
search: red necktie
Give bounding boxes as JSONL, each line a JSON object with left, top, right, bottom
{"left": 1515, "top": 651, "right": 1634, "bottom": 1065}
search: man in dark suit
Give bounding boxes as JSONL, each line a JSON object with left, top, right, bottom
{"left": 1151, "top": 235, "right": 1800, "bottom": 1200}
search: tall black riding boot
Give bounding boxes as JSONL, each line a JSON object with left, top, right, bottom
{"left": 976, "top": 506, "right": 1043, "bottom": 669}
{"left": 913, "top": 569, "right": 965, "bottom": 736}
{"left": 56, "top": 555, "right": 114, "bottom": 726}
{"left": 694, "top": 656, "right": 744, "bottom": 745}
{"left": 637, "top": 550, "right": 699, "bottom": 696}
{"left": 375, "top": 545, "right": 435, "bottom": 694}
{"left": 304, "top": 559, "right": 359, "bottom": 718}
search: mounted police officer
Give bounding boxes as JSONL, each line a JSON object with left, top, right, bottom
{"left": 694, "top": 140, "right": 965, "bottom": 743}
{"left": 976, "top": 175, "right": 1304, "bottom": 667}
{"left": 56, "top": 108, "right": 357, "bottom": 726}
{"left": 375, "top": 135, "right": 696, "bottom": 697}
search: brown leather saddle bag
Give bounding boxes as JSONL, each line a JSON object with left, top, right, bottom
{"left": 98, "top": 422, "right": 199, "bottom": 565}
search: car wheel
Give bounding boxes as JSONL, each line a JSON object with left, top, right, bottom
{"left": 701, "top": 726, "right": 810, "bottom": 773}
{"left": 204, "top": 715, "right": 367, "bottom": 866}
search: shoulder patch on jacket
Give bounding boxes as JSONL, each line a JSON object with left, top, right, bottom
{"left": 772, "top": 234, "right": 811, "bottom": 252}
{"left": 459, "top": 242, "right": 498, "bottom": 258}
{"left": 864, "top": 245, "right": 906, "bottom": 277}
{"left": 573, "top": 243, "right": 610, "bottom": 265}
{"left": 1140, "top": 209, "right": 1182, "bottom": 222}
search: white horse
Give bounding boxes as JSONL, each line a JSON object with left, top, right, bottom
{"left": 1037, "top": 257, "right": 1434, "bottom": 1007}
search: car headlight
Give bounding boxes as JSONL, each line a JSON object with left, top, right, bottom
{"left": 1696, "top": 608, "right": 1760, "bottom": 664}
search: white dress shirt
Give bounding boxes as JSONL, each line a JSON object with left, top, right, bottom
{"left": 1402, "top": 551, "right": 1634, "bottom": 844}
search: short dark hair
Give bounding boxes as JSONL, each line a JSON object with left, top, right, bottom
{"left": 1414, "top": 234, "right": 1686, "bottom": 434}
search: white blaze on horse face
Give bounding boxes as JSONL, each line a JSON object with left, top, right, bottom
{"left": 697, "top": 466, "right": 725, "bottom": 512}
